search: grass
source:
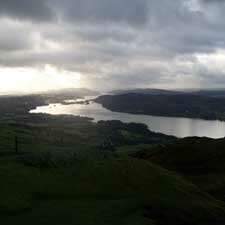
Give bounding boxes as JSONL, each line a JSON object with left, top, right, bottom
{"left": 1, "top": 156, "right": 225, "bottom": 225}
{"left": 134, "top": 137, "right": 225, "bottom": 203}
{"left": 1, "top": 114, "right": 225, "bottom": 224}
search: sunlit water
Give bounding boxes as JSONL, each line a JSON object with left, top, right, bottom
{"left": 30, "top": 99, "right": 225, "bottom": 138}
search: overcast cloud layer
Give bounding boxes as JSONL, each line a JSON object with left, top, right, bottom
{"left": 0, "top": 0, "right": 225, "bottom": 93}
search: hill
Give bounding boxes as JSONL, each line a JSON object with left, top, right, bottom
{"left": 132, "top": 137, "right": 225, "bottom": 202}
{"left": 96, "top": 93, "right": 225, "bottom": 121}
{"left": 110, "top": 88, "right": 182, "bottom": 95}
{"left": 1, "top": 117, "right": 225, "bottom": 225}
{"left": 110, "top": 88, "right": 225, "bottom": 98}
{"left": 193, "top": 89, "right": 225, "bottom": 98}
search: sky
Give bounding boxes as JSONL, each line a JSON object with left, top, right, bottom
{"left": 0, "top": 0, "right": 225, "bottom": 94}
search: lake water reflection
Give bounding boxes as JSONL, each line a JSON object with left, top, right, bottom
{"left": 30, "top": 101, "right": 225, "bottom": 138}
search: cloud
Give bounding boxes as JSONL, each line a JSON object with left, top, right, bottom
{"left": 0, "top": 0, "right": 55, "bottom": 22}
{"left": 53, "top": 0, "right": 149, "bottom": 27}
{"left": 202, "top": 0, "right": 225, "bottom": 3}
{"left": 0, "top": 0, "right": 225, "bottom": 92}
{"left": 0, "top": 19, "right": 33, "bottom": 52}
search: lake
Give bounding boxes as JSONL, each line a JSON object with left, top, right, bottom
{"left": 30, "top": 99, "right": 225, "bottom": 138}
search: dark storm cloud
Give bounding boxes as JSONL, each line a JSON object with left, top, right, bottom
{"left": 202, "top": 0, "right": 225, "bottom": 3}
{"left": 53, "top": 0, "right": 149, "bottom": 26}
{"left": 0, "top": 0, "right": 225, "bottom": 90}
{"left": 0, "top": 0, "right": 55, "bottom": 22}
{"left": 0, "top": 0, "right": 149, "bottom": 26}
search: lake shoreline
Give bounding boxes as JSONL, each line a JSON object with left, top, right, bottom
{"left": 96, "top": 94, "right": 225, "bottom": 122}
{"left": 30, "top": 100, "right": 225, "bottom": 139}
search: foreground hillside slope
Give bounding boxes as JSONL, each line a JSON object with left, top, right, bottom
{"left": 2, "top": 152, "right": 225, "bottom": 225}
{"left": 133, "top": 137, "right": 225, "bottom": 202}
{"left": 0, "top": 114, "right": 225, "bottom": 224}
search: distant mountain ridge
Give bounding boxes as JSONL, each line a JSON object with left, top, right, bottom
{"left": 40, "top": 88, "right": 98, "bottom": 97}
{"left": 0, "top": 88, "right": 98, "bottom": 98}
{"left": 110, "top": 88, "right": 225, "bottom": 98}
{"left": 110, "top": 88, "right": 182, "bottom": 95}
{"left": 192, "top": 89, "right": 225, "bottom": 98}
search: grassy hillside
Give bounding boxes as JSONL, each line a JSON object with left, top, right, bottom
{"left": 1, "top": 95, "right": 225, "bottom": 224}
{"left": 0, "top": 114, "right": 225, "bottom": 224}
{"left": 2, "top": 151, "right": 225, "bottom": 225}
{"left": 133, "top": 137, "right": 225, "bottom": 202}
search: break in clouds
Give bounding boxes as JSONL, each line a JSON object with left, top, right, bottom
{"left": 0, "top": 0, "right": 225, "bottom": 92}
